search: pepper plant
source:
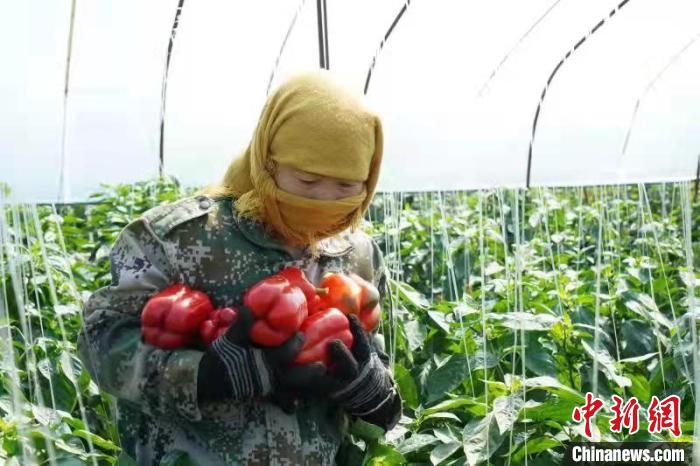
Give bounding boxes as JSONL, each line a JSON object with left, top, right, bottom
{"left": 1, "top": 180, "right": 698, "bottom": 465}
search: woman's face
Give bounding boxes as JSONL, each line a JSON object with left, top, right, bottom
{"left": 273, "top": 163, "right": 365, "bottom": 201}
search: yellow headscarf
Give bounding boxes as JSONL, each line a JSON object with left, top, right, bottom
{"left": 202, "top": 71, "right": 383, "bottom": 250}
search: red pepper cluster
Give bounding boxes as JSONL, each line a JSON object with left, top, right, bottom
{"left": 141, "top": 284, "right": 240, "bottom": 348}
{"left": 140, "top": 268, "right": 382, "bottom": 366}
{"left": 246, "top": 268, "right": 382, "bottom": 366}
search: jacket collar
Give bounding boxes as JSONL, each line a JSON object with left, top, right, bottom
{"left": 230, "top": 201, "right": 353, "bottom": 258}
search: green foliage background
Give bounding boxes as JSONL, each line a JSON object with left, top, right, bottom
{"left": 1, "top": 178, "right": 698, "bottom": 465}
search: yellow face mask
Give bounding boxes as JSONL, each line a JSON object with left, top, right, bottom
{"left": 265, "top": 187, "right": 368, "bottom": 247}
{"left": 203, "top": 71, "right": 383, "bottom": 249}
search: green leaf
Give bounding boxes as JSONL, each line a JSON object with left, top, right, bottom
{"left": 522, "top": 376, "right": 584, "bottom": 402}
{"left": 53, "top": 374, "right": 78, "bottom": 412}
{"left": 621, "top": 291, "right": 673, "bottom": 329}
{"left": 55, "top": 303, "right": 80, "bottom": 316}
{"left": 404, "top": 320, "right": 426, "bottom": 352}
{"left": 349, "top": 418, "right": 386, "bottom": 441}
{"left": 487, "top": 312, "right": 559, "bottom": 331}
{"left": 423, "top": 412, "right": 461, "bottom": 422}
{"left": 462, "top": 395, "right": 523, "bottom": 466}
{"left": 621, "top": 320, "right": 655, "bottom": 358}
{"left": 394, "top": 364, "right": 419, "bottom": 409}
{"left": 427, "top": 311, "right": 451, "bottom": 333}
{"left": 426, "top": 356, "right": 471, "bottom": 403}
{"left": 430, "top": 441, "right": 461, "bottom": 465}
{"left": 397, "top": 433, "right": 439, "bottom": 455}
{"left": 54, "top": 438, "right": 87, "bottom": 457}
{"left": 31, "top": 404, "right": 60, "bottom": 427}
{"left": 469, "top": 350, "right": 499, "bottom": 370}
{"left": 679, "top": 270, "right": 698, "bottom": 287}
{"left": 628, "top": 373, "right": 651, "bottom": 403}
{"left": 492, "top": 395, "right": 523, "bottom": 433}
{"left": 59, "top": 411, "right": 85, "bottom": 428}
{"left": 581, "top": 340, "right": 632, "bottom": 388}
{"left": 524, "top": 334, "right": 557, "bottom": 377}
{"left": 619, "top": 353, "right": 657, "bottom": 364}
{"left": 521, "top": 397, "right": 577, "bottom": 423}
{"left": 364, "top": 443, "right": 406, "bottom": 465}
{"left": 453, "top": 302, "right": 480, "bottom": 319}
{"left": 78, "top": 366, "right": 92, "bottom": 393}
{"left": 511, "top": 436, "right": 561, "bottom": 463}
{"left": 433, "top": 426, "right": 457, "bottom": 444}
{"left": 392, "top": 279, "right": 429, "bottom": 309}
{"left": 417, "top": 360, "right": 434, "bottom": 394}
{"left": 424, "top": 398, "right": 483, "bottom": 416}
{"left": 484, "top": 262, "right": 504, "bottom": 276}
{"left": 72, "top": 429, "right": 120, "bottom": 451}
{"left": 59, "top": 351, "right": 79, "bottom": 384}
{"left": 37, "top": 358, "right": 53, "bottom": 380}
{"left": 529, "top": 211, "right": 543, "bottom": 228}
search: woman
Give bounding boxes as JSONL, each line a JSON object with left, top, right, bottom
{"left": 77, "top": 71, "right": 401, "bottom": 465}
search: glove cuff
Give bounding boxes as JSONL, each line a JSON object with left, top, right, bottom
{"left": 210, "top": 337, "right": 273, "bottom": 398}
{"left": 330, "top": 353, "right": 395, "bottom": 417}
{"left": 250, "top": 348, "right": 274, "bottom": 396}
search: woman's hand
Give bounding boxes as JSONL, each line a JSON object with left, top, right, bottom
{"left": 272, "top": 315, "right": 402, "bottom": 429}
{"left": 324, "top": 315, "right": 402, "bottom": 430}
{"left": 197, "top": 306, "right": 304, "bottom": 405}
{"left": 198, "top": 308, "right": 402, "bottom": 429}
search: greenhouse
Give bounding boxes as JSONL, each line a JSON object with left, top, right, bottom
{"left": 1, "top": 0, "right": 700, "bottom": 464}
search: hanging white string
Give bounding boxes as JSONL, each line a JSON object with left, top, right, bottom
{"left": 57, "top": 0, "right": 78, "bottom": 202}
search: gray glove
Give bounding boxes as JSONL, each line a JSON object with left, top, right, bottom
{"left": 197, "top": 306, "right": 304, "bottom": 405}
{"left": 325, "top": 315, "right": 402, "bottom": 430}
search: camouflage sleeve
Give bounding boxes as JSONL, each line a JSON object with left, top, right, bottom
{"left": 76, "top": 218, "right": 206, "bottom": 421}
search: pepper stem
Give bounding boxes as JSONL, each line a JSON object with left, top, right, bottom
{"left": 315, "top": 287, "right": 329, "bottom": 295}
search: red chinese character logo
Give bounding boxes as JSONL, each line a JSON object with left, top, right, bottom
{"left": 609, "top": 395, "right": 640, "bottom": 434}
{"left": 572, "top": 392, "right": 604, "bottom": 439}
{"left": 647, "top": 395, "right": 681, "bottom": 437}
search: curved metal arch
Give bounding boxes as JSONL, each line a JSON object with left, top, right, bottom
{"left": 525, "top": 0, "right": 633, "bottom": 188}
{"left": 363, "top": 0, "right": 412, "bottom": 96}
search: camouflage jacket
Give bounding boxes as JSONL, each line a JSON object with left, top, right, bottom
{"left": 77, "top": 195, "right": 398, "bottom": 466}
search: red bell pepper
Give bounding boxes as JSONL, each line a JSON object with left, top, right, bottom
{"left": 244, "top": 275, "right": 308, "bottom": 346}
{"left": 199, "top": 307, "right": 238, "bottom": 345}
{"left": 278, "top": 267, "right": 325, "bottom": 314}
{"left": 348, "top": 273, "right": 380, "bottom": 310}
{"left": 348, "top": 273, "right": 381, "bottom": 332}
{"left": 318, "top": 273, "right": 362, "bottom": 315}
{"left": 318, "top": 272, "right": 382, "bottom": 332}
{"left": 294, "top": 308, "right": 353, "bottom": 366}
{"left": 141, "top": 284, "right": 213, "bottom": 349}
